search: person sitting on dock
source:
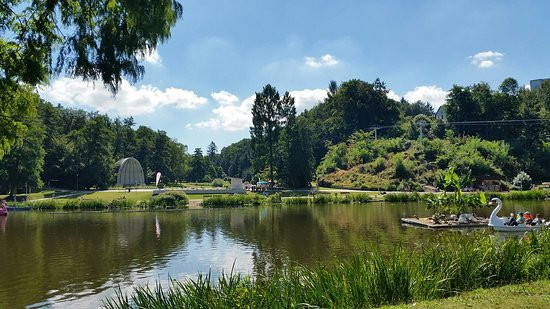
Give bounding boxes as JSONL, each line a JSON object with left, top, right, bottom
{"left": 505, "top": 212, "right": 518, "bottom": 226}
{"left": 531, "top": 214, "right": 543, "bottom": 226}
{"left": 517, "top": 212, "right": 525, "bottom": 225}
{"left": 524, "top": 212, "right": 533, "bottom": 225}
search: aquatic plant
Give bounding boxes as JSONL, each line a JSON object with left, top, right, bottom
{"left": 103, "top": 229, "right": 550, "bottom": 308}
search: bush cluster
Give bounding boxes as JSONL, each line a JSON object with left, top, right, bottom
{"left": 146, "top": 191, "right": 189, "bottom": 209}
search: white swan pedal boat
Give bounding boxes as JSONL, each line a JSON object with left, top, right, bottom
{"left": 488, "top": 198, "right": 545, "bottom": 232}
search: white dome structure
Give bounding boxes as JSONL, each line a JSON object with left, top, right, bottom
{"left": 115, "top": 157, "right": 145, "bottom": 186}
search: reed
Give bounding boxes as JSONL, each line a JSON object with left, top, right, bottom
{"left": 489, "top": 190, "right": 550, "bottom": 201}
{"left": 103, "top": 229, "right": 550, "bottom": 309}
{"left": 283, "top": 193, "right": 373, "bottom": 205}
{"left": 383, "top": 192, "right": 421, "bottom": 202}
{"left": 202, "top": 194, "right": 265, "bottom": 208}
{"left": 283, "top": 196, "right": 312, "bottom": 205}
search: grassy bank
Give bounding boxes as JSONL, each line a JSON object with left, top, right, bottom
{"left": 488, "top": 190, "right": 550, "bottom": 200}
{"left": 382, "top": 190, "right": 550, "bottom": 203}
{"left": 0, "top": 190, "right": 75, "bottom": 201}
{"left": 283, "top": 193, "right": 373, "bottom": 205}
{"left": 385, "top": 280, "right": 550, "bottom": 308}
{"left": 103, "top": 229, "right": 550, "bottom": 308}
{"left": 27, "top": 191, "right": 189, "bottom": 210}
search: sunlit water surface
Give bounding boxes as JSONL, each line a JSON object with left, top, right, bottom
{"left": 0, "top": 200, "right": 548, "bottom": 308}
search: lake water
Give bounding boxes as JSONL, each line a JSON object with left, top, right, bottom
{"left": 1, "top": 200, "right": 548, "bottom": 308}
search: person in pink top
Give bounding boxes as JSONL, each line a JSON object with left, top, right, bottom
{"left": 0, "top": 199, "right": 8, "bottom": 216}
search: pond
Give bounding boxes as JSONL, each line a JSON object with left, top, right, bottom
{"left": 1, "top": 200, "right": 548, "bottom": 308}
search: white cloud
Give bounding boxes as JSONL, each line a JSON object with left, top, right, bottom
{"left": 137, "top": 48, "right": 163, "bottom": 66}
{"left": 387, "top": 90, "right": 401, "bottom": 101}
{"left": 193, "top": 89, "right": 327, "bottom": 131}
{"left": 211, "top": 90, "right": 239, "bottom": 106}
{"left": 289, "top": 89, "right": 327, "bottom": 111}
{"left": 402, "top": 86, "right": 448, "bottom": 109}
{"left": 38, "top": 77, "right": 208, "bottom": 116}
{"left": 304, "top": 54, "right": 340, "bottom": 68}
{"left": 469, "top": 51, "right": 503, "bottom": 68}
{"left": 194, "top": 92, "right": 255, "bottom": 131}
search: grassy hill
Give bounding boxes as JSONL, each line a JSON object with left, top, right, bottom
{"left": 316, "top": 131, "right": 517, "bottom": 191}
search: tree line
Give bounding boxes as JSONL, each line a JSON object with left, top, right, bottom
{"left": 245, "top": 77, "right": 549, "bottom": 188}
{"left": 0, "top": 96, "right": 234, "bottom": 194}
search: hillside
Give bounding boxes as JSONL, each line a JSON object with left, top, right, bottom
{"left": 316, "top": 131, "right": 518, "bottom": 191}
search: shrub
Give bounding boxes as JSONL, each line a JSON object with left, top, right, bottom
{"left": 393, "top": 155, "right": 414, "bottom": 179}
{"left": 265, "top": 192, "right": 282, "bottom": 204}
{"left": 512, "top": 171, "right": 533, "bottom": 191}
{"left": 211, "top": 178, "right": 225, "bottom": 187}
{"left": 148, "top": 191, "right": 189, "bottom": 208}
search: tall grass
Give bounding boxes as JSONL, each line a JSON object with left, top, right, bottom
{"left": 489, "top": 190, "right": 550, "bottom": 201}
{"left": 103, "top": 229, "right": 550, "bottom": 308}
{"left": 283, "top": 193, "right": 373, "bottom": 205}
{"left": 202, "top": 194, "right": 265, "bottom": 208}
{"left": 383, "top": 192, "right": 422, "bottom": 202}
{"left": 27, "top": 191, "right": 190, "bottom": 210}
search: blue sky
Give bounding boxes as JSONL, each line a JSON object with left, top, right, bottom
{"left": 40, "top": 0, "right": 550, "bottom": 151}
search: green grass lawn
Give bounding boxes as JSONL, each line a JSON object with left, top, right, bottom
{"left": 385, "top": 280, "right": 550, "bottom": 309}
{"left": 0, "top": 190, "right": 72, "bottom": 201}
{"left": 79, "top": 191, "right": 152, "bottom": 202}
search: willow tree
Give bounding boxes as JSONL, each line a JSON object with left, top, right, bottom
{"left": 0, "top": 0, "right": 183, "bottom": 159}
{"left": 250, "top": 85, "right": 295, "bottom": 185}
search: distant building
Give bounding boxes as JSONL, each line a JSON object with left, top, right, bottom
{"left": 435, "top": 105, "right": 447, "bottom": 120}
{"left": 115, "top": 157, "right": 145, "bottom": 187}
{"left": 530, "top": 78, "right": 550, "bottom": 90}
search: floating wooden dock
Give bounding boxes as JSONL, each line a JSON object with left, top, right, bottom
{"left": 401, "top": 217, "right": 488, "bottom": 229}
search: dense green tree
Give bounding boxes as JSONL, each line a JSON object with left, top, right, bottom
{"left": 250, "top": 85, "right": 295, "bottom": 184}
{"left": 0, "top": 112, "right": 45, "bottom": 195}
{"left": 206, "top": 141, "right": 218, "bottom": 159}
{"left": 67, "top": 115, "right": 115, "bottom": 189}
{"left": 134, "top": 126, "right": 157, "bottom": 182}
{"left": 219, "top": 139, "right": 253, "bottom": 181}
{"left": 277, "top": 116, "right": 314, "bottom": 188}
{"left": 113, "top": 117, "right": 137, "bottom": 159}
{"left": 188, "top": 148, "right": 206, "bottom": 182}
{"left": 400, "top": 99, "right": 434, "bottom": 117}
{"left": 0, "top": 1, "right": 183, "bottom": 158}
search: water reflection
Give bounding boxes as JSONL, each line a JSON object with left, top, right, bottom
{"left": 0, "top": 200, "right": 548, "bottom": 308}
{"left": 0, "top": 215, "right": 6, "bottom": 232}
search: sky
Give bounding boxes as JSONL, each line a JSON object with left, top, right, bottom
{"left": 39, "top": 0, "right": 550, "bottom": 151}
